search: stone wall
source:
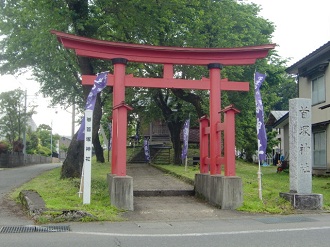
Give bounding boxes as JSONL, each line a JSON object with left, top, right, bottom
{"left": 0, "top": 153, "right": 52, "bottom": 168}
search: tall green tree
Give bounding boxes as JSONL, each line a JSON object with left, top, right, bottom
{"left": 35, "top": 124, "right": 60, "bottom": 156}
{"left": 118, "top": 0, "right": 277, "bottom": 164}
{"left": 0, "top": 0, "right": 296, "bottom": 171}
{"left": 0, "top": 89, "right": 34, "bottom": 150}
{"left": 25, "top": 129, "right": 39, "bottom": 154}
{"left": 0, "top": 0, "right": 109, "bottom": 177}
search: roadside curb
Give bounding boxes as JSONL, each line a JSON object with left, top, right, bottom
{"left": 19, "top": 190, "right": 46, "bottom": 216}
{"left": 18, "top": 190, "right": 95, "bottom": 222}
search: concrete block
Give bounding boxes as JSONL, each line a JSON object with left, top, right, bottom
{"left": 219, "top": 176, "right": 243, "bottom": 209}
{"left": 280, "top": 192, "right": 323, "bottom": 210}
{"left": 194, "top": 173, "right": 211, "bottom": 201}
{"left": 107, "top": 174, "right": 134, "bottom": 211}
{"left": 19, "top": 190, "right": 46, "bottom": 215}
{"left": 195, "top": 174, "right": 242, "bottom": 210}
{"left": 209, "top": 175, "right": 223, "bottom": 207}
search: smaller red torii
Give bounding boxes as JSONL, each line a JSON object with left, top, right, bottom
{"left": 82, "top": 66, "right": 249, "bottom": 176}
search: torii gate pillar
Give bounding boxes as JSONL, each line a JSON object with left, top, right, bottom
{"left": 208, "top": 63, "right": 222, "bottom": 175}
{"left": 111, "top": 58, "right": 132, "bottom": 176}
{"left": 107, "top": 58, "right": 134, "bottom": 211}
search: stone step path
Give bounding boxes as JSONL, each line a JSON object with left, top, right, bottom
{"left": 126, "top": 163, "right": 194, "bottom": 197}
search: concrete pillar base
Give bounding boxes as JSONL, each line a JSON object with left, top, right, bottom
{"left": 195, "top": 174, "right": 243, "bottom": 209}
{"left": 280, "top": 192, "right": 323, "bottom": 210}
{"left": 107, "top": 174, "right": 134, "bottom": 211}
{"left": 195, "top": 173, "right": 211, "bottom": 201}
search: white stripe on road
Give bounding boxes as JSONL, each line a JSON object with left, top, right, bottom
{"left": 71, "top": 226, "right": 330, "bottom": 237}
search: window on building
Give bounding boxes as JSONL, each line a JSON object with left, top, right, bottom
{"left": 313, "top": 131, "right": 326, "bottom": 168}
{"left": 312, "top": 75, "right": 325, "bottom": 105}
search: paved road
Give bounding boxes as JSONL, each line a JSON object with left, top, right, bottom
{"left": 2, "top": 214, "right": 330, "bottom": 247}
{"left": 0, "top": 163, "right": 61, "bottom": 226}
{"left": 1, "top": 163, "right": 330, "bottom": 247}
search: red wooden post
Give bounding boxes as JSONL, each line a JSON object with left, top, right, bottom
{"left": 113, "top": 102, "right": 133, "bottom": 176}
{"left": 222, "top": 105, "right": 240, "bottom": 176}
{"left": 111, "top": 58, "right": 127, "bottom": 175}
{"left": 199, "top": 116, "right": 209, "bottom": 174}
{"left": 208, "top": 63, "right": 223, "bottom": 175}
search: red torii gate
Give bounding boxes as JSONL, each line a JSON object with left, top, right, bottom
{"left": 52, "top": 30, "right": 275, "bottom": 209}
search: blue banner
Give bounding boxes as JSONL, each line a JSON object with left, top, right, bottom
{"left": 254, "top": 72, "right": 267, "bottom": 161}
{"left": 181, "top": 118, "right": 190, "bottom": 160}
{"left": 77, "top": 72, "right": 108, "bottom": 140}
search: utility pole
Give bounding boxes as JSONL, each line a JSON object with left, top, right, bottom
{"left": 71, "top": 103, "right": 75, "bottom": 139}
{"left": 22, "top": 89, "right": 27, "bottom": 154}
{"left": 50, "top": 120, "right": 53, "bottom": 161}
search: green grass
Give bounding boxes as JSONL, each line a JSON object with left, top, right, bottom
{"left": 11, "top": 150, "right": 330, "bottom": 223}
{"left": 154, "top": 159, "right": 330, "bottom": 214}
{"left": 11, "top": 157, "right": 122, "bottom": 223}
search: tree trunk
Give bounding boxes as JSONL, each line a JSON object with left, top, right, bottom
{"left": 61, "top": 133, "right": 84, "bottom": 178}
{"left": 92, "top": 93, "right": 104, "bottom": 163}
{"left": 167, "top": 121, "right": 183, "bottom": 165}
{"left": 152, "top": 89, "right": 184, "bottom": 165}
{"left": 61, "top": 56, "right": 105, "bottom": 178}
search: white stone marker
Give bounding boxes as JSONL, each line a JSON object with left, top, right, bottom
{"left": 83, "top": 109, "right": 93, "bottom": 204}
{"left": 289, "top": 98, "right": 312, "bottom": 194}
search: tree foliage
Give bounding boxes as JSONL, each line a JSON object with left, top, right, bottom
{"left": 0, "top": 0, "right": 297, "bottom": 170}
{"left": 0, "top": 89, "right": 34, "bottom": 149}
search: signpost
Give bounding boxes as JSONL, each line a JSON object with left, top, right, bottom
{"left": 83, "top": 109, "right": 93, "bottom": 204}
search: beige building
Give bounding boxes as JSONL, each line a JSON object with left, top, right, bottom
{"left": 266, "top": 111, "right": 289, "bottom": 158}
{"left": 286, "top": 41, "right": 330, "bottom": 175}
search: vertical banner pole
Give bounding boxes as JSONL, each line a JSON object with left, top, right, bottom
{"left": 254, "top": 72, "right": 267, "bottom": 201}
{"left": 83, "top": 109, "right": 93, "bottom": 204}
{"left": 258, "top": 160, "right": 262, "bottom": 200}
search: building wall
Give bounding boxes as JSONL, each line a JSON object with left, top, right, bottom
{"left": 327, "top": 125, "right": 330, "bottom": 172}
{"left": 299, "top": 76, "right": 310, "bottom": 99}
{"left": 313, "top": 124, "right": 330, "bottom": 175}
{"left": 312, "top": 66, "right": 330, "bottom": 173}
{"left": 311, "top": 66, "right": 330, "bottom": 124}
{"left": 299, "top": 65, "right": 330, "bottom": 124}
{"left": 283, "top": 124, "right": 290, "bottom": 158}
{"left": 299, "top": 64, "right": 330, "bottom": 173}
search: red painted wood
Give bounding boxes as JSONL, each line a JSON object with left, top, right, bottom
{"left": 112, "top": 62, "right": 127, "bottom": 176}
{"left": 209, "top": 66, "right": 221, "bottom": 175}
{"left": 199, "top": 116, "right": 209, "bottom": 174}
{"left": 51, "top": 30, "right": 275, "bottom": 66}
{"left": 82, "top": 74, "right": 249, "bottom": 91}
{"left": 222, "top": 105, "right": 240, "bottom": 176}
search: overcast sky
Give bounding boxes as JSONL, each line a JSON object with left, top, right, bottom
{"left": 248, "top": 0, "right": 330, "bottom": 65}
{"left": 1, "top": 0, "right": 330, "bottom": 136}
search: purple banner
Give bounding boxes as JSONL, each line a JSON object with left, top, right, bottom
{"left": 143, "top": 138, "right": 150, "bottom": 162}
{"left": 108, "top": 123, "right": 112, "bottom": 151}
{"left": 254, "top": 72, "right": 267, "bottom": 161}
{"left": 181, "top": 118, "right": 190, "bottom": 160}
{"left": 77, "top": 72, "right": 108, "bottom": 140}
